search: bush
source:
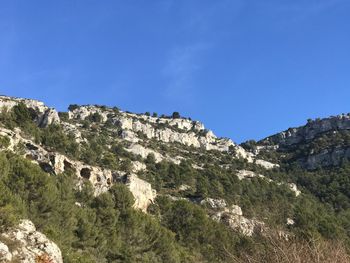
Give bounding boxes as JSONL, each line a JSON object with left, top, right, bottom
{"left": 0, "top": 136, "right": 10, "bottom": 149}
{"left": 172, "top": 112, "right": 181, "bottom": 119}
{"left": 58, "top": 112, "right": 69, "bottom": 121}
{"left": 68, "top": 104, "right": 79, "bottom": 112}
{"left": 88, "top": 112, "right": 103, "bottom": 123}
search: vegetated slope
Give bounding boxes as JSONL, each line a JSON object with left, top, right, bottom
{"left": 0, "top": 95, "right": 350, "bottom": 263}
{"left": 242, "top": 114, "right": 350, "bottom": 213}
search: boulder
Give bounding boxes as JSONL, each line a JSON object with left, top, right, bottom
{"left": 200, "top": 198, "right": 227, "bottom": 209}
{"left": 0, "top": 242, "right": 12, "bottom": 261}
{"left": 0, "top": 220, "right": 63, "bottom": 263}
{"left": 124, "top": 174, "right": 157, "bottom": 212}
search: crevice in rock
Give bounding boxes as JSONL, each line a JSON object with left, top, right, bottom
{"left": 80, "top": 168, "right": 91, "bottom": 179}
{"left": 64, "top": 160, "right": 73, "bottom": 171}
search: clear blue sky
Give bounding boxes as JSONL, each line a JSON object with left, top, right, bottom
{"left": 1, "top": 0, "right": 349, "bottom": 143}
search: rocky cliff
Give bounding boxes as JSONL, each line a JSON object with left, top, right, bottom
{"left": 255, "top": 114, "right": 350, "bottom": 169}
{"left": 67, "top": 105, "right": 278, "bottom": 169}
{"left": 0, "top": 96, "right": 60, "bottom": 127}
{"left": 261, "top": 114, "right": 350, "bottom": 147}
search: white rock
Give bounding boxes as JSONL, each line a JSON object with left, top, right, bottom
{"left": 126, "top": 144, "right": 164, "bottom": 163}
{"left": 288, "top": 183, "right": 301, "bottom": 197}
{"left": 121, "top": 130, "right": 139, "bottom": 143}
{"left": 237, "top": 170, "right": 300, "bottom": 196}
{"left": 0, "top": 96, "right": 60, "bottom": 127}
{"left": 214, "top": 210, "right": 265, "bottom": 237}
{"left": 179, "top": 184, "right": 191, "bottom": 191}
{"left": 255, "top": 159, "right": 280, "bottom": 169}
{"left": 0, "top": 127, "right": 157, "bottom": 212}
{"left": 1, "top": 220, "right": 63, "bottom": 263}
{"left": 234, "top": 145, "right": 255, "bottom": 163}
{"left": 236, "top": 170, "right": 265, "bottom": 180}
{"left": 132, "top": 161, "right": 147, "bottom": 172}
{"left": 200, "top": 198, "right": 227, "bottom": 209}
{"left": 0, "top": 242, "right": 12, "bottom": 261}
{"left": 125, "top": 174, "right": 157, "bottom": 212}
{"left": 229, "top": 204, "right": 243, "bottom": 216}
{"left": 68, "top": 106, "right": 108, "bottom": 122}
{"left": 287, "top": 218, "right": 295, "bottom": 226}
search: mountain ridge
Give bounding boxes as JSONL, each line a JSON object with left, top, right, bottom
{"left": 1, "top": 94, "right": 350, "bottom": 262}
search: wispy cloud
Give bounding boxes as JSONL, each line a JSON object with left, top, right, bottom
{"left": 162, "top": 43, "right": 209, "bottom": 103}
{"left": 160, "top": 0, "right": 244, "bottom": 104}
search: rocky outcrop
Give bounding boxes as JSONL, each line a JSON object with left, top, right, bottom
{"left": 261, "top": 114, "right": 350, "bottom": 147}
{"left": 68, "top": 106, "right": 237, "bottom": 152}
{"left": 0, "top": 220, "right": 63, "bottom": 263}
{"left": 124, "top": 174, "right": 157, "bottom": 212}
{"left": 125, "top": 143, "right": 183, "bottom": 165}
{"left": 258, "top": 114, "right": 350, "bottom": 169}
{"left": 202, "top": 200, "right": 265, "bottom": 237}
{"left": 170, "top": 196, "right": 266, "bottom": 237}
{"left": 261, "top": 115, "right": 350, "bottom": 151}
{"left": 221, "top": 213, "right": 265, "bottom": 237}
{"left": 0, "top": 96, "right": 60, "bottom": 127}
{"left": 0, "top": 127, "right": 156, "bottom": 212}
{"left": 68, "top": 105, "right": 277, "bottom": 168}
{"left": 305, "top": 146, "right": 350, "bottom": 170}
{"left": 255, "top": 159, "right": 279, "bottom": 169}
{"left": 235, "top": 145, "right": 279, "bottom": 169}
{"left": 236, "top": 170, "right": 266, "bottom": 180}
{"left": 236, "top": 170, "right": 301, "bottom": 196}
{"left": 126, "top": 144, "right": 164, "bottom": 163}
{"left": 0, "top": 242, "right": 12, "bottom": 261}
{"left": 200, "top": 198, "right": 227, "bottom": 209}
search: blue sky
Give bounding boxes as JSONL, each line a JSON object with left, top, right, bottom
{"left": 0, "top": 0, "right": 349, "bottom": 143}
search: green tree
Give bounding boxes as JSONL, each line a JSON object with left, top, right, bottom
{"left": 172, "top": 112, "right": 181, "bottom": 119}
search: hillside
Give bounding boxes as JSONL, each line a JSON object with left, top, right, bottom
{"left": 1, "top": 95, "right": 350, "bottom": 262}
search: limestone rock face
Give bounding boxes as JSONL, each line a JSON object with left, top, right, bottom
{"left": 262, "top": 114, "right": 350, "bottom": 147}
{"left": 0, "top": 220, "right": 63, "bottom": 263}
{"left": 229, "top": 204, "right": 243, "bottom": 216}
{"left": 68, "top": 105, "right": 109, "bottom": 122}
{"left": 235, "top": 145, "right": 279, "bottom": 169}
{"left": 68, "top": 106, "right": 238, "bottom": 153}
{"left": 124, "top": 174, "right": 157, "bottom": 212}
{"left": 0, "top": 127, "right": 156, "bottom": 212}
{"left": 235, "top": 145, "right": 255, "bottom": 162}
{"left": 67, "top": 105, "right": 278, "bottom": 167}
{"left": 132, "top": 161, "right": 147, "bottom": 172}
{"left": 305, "top": 146, "right": 350, "bottom": 170}
{"left": 236, "top": 170, "right": 266, "bottom": 180}
{"left": 0, "top": 242, "right": 12, "bottom": 261}
{"left": 255, "top": 159, "right": 279, "bottom": 169}
{"left": 236, "top": 170, "right": 301, "bottom": 197}
{"left": 258, "top": 114, "right": 350, "bottom": 169}
{"left": 126, "top": 144, "right": 164, "bottom": 163}
{"left": 221, "top": 214, "right": 265, "bottom": 237}
{"left": 205, "top": 201, "right": 264, "bottom": 237}
{"left": 200, "top": 198, "right": 227, "bottom": 209}
{"left": 0, "top": 96, "right": 60, "bottom": 127}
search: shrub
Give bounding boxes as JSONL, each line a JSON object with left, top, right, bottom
{"left": 172, "top": 112, "right": 181, "bottom": 119}
{"left": 68, "top": 104, "right": 79, "bottom": 112}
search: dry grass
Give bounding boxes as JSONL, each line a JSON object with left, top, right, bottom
{"left": 35, "top": 253, "right": 54, "bottom": 263}
{"left": 239, "top": 234, "right": 350, "bottom": 263}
